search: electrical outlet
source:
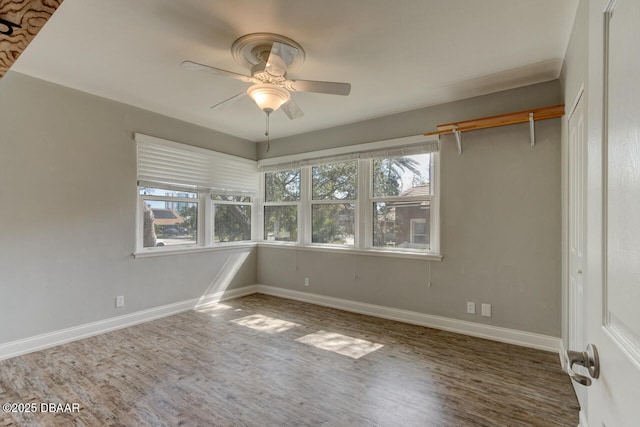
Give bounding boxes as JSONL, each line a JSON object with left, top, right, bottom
{"left": 304, "top": 277, "right": 310, "bottom": 286}
{"left": 482, "top": 303, "right": 492, "bottom": 317}
{"left": 116, "top": 295, "right": 124, "bottom": 308}
{"left": 466, "top": 302, "right": 475, "bottom": 314}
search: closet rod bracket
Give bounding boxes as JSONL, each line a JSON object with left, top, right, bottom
{"left": 529, "top": 112, "right": 535, "bottom": 147}
{"left": 453, "top": 126, "right": 462, "bottom": 155}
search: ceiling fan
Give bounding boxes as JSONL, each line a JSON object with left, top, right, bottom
{"left": 181, "top": 33, "right": 351, "bottom": 121}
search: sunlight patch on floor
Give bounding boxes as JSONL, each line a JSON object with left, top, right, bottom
{"left": 230, "top": 314, "right": 300, "bottom": 333}
{"left": 295, "top": 330, "right": 383, "bottom": 359}
{"left": 195, "top": 303, "right": 233, "bottom": 317}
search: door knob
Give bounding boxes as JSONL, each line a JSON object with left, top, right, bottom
{"left": 564, "top": 344, "right": 599, "bottom": 386}
{"left": 577, "top": 269, "right": 583, "bottom": 275}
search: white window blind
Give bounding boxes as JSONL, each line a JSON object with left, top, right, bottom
{"left": 257, "top": 134, "right": 439, "bottom": 172}
{"left": 136, "top": 133, "right": 258, "bottom": 194}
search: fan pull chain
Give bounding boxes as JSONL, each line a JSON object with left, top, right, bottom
{"left": 265, "top": 111, "right": 271, "bottom": 152}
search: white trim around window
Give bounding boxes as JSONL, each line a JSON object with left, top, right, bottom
{"left": 134, "top": 134, "right": 258, "bottom": 256}
{"left": 259, "top": 134, "right": 442, "bottom": 258}
{"left": 133, "top": 133, "right": 441, "bottom": 260}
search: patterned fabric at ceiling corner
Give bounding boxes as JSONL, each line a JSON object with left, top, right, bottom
{"left": 0, "top": 0, "right": 63, "bottom": 78}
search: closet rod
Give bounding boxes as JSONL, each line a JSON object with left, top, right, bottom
{"left": 424, "top": 104, "right": 565, "bottom": 137}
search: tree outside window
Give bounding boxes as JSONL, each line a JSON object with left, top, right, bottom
{"left": 264, "top": 170, "right": 300, "bottom": 242}
{"left": 311, "top": 161, "right": 357, "bottom": 245}
{"left": 262, "top": 149, "right": 435, "bottom": 252}
{"left": 212, "top": 195, "right": 252, "bottom": 243}
{"left": 372, "top": 154, "right": 431, "bottom": 250}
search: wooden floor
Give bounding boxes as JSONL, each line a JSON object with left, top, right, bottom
{"left": 1, "top": 294, "right": 579, "bottom": 426}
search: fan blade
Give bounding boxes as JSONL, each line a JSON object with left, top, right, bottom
{"left": 285, "top": 79, "right": 351, "bottom": 96}
{"left": 181, "top": 60, "right": 255, "bottom": 83}
{"left": 281, "top": 99, "right": 304, "bottom": 120}
{"left": 210, "top": 92, "right": 247, "bottom": 110}
{"left": 266, "top": 42, "right": 298, "bottom": 78}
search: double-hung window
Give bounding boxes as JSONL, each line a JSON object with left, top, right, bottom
{"left": 140, "top": 187, "right": 199, "bottom": 248}
{"left": 311, "top": 161, "right": 358, "bottom": 246}
{"left": 263, "top": 169, "right": 300, "bottom": 242}
{"left": 259, "top": 135, "right": 440, "bottom": 255}
{"left": 370, "top": 153, "right": 433, "bottom": 250}
{"left": 136, "top": 133, "right": 257, "bottom": 253}
{"left": 212, "top": 194, "right": 252, "bottom": 243}
{"left": 136, "top": 133, "right": 438, "bottom": 256}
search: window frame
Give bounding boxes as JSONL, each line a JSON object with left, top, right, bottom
{"left": 137, "top": 188, "right": 204, "bottom": 253}
{"left": 367, "top": 152, "right": 435, "bottom": 252}
{"left": 137, "top": 188, "right": 258, "bottom": 256}
{"left": 261, "top": 169, "right": 301, "bottom": 243}
{"left": 211, "top": 194, "right": 254, "bottom": 244}
{"left": 134, "top": 134, "right": 258, "bottom": 257}
{"left": 258, "top": 135, "right": 441, "bottom": 258}
{"left": 309, "top": 160, "right": 358, "bottom": 247}
{"left": 135, "top": 133, "right": 441, "bottom": 259}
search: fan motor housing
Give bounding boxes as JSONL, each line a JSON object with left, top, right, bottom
{"left": 231, "top": 33, "right": 305, "bottom": 71}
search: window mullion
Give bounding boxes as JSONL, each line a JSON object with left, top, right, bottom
{"left": 262, "top": 202, "right": 299, "bottom": 206}
{"left": 202, "top": 193, "right": 210, "bottom": 246}
{"left": 310, "top": 199, "right": 357, "bottom": 205}
{"left": 255, "top": 172, "right": 264, "bottom": 241}
{"left": 300, "top": 166, "right": 311, "bottom": 245}
{"left": 370, "top": 195, "right": 432, "bottom": 203}
{"left": 357, "top": 159, "right": 370, "bottom": 249}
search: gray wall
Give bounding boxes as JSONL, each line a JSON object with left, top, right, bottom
{"left": 258, "top": 81, "right": 562, "bottom": 336}
{"left": 0, "top": 71, "right": 563, "bottom": 344}
{"left": 0, "top": 72, "right": 256, "bottom": 344}
{"left": 259, "top": 81, "right": 561, "bottom": 159}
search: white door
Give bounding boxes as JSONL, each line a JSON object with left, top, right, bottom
{"left": 567, "top": 89, "right": 587, "bottom": 411}
{"left": 580, "top": 0, "right": 640, "bottom": 425}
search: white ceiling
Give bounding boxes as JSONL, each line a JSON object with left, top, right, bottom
{"left": 11, "top": 0, "right": 578, "bottom": 142}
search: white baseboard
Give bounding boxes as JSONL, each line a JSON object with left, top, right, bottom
{"left": 0, "top": 285, "right": 258, "bottom": 361}
{"left": 255, "top": 285, "right": 562, "bottom": 352}
{"left": 1, "top": 283, "right": 562, "bottom": 360}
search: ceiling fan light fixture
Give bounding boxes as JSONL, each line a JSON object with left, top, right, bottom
{"left": 247, "top": 83, "right": 290, "bottom": 113}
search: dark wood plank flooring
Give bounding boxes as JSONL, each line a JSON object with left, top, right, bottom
{"left": 0, "top": 294, "right": 579, "bottom": 426}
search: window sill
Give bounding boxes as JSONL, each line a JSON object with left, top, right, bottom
{"left": 257, "top": 242, "right": 443, "bottom": 261}
{"left": 133, "top": 242, "right": 257, "bottom": 259}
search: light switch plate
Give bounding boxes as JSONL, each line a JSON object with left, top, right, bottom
{"left": 481, "top": 303, "right": 491, "bottom": 317}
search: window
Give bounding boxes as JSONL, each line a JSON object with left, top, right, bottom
{"left": 263, "top": 169, "right": 300, "bottom": 242}
{"left": 311, "top": 161, "right": 357, "bottom": 246}
{"left": 212, "top": 195, "right": 252, "bottom": 243}
{"left": 136, "top": 133, "right": 257, "bottom": 253}
{"left": 410, "top": 219, "right": 428, "bottom": 244}
{"left": 259, "top": 135, "right": 440, "bottom": 255}
{"left": 371, "top": 153, "right": 432, "bottom": 250}
{"left": 136, "top": 133, "right": 439, "bottom": 256}
{"left": 141, "top": 187, "right": 199, "bottom": 248}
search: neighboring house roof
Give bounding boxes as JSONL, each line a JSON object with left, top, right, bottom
{"left": 151, "top": 208, "right": 184, "bottom": 226}
{"left": 386, "top": 184, "right": 431, "bottom": 209}
{"left": 400, "top": 184, "right": 430, "bottom": 198}
{"left": 377, "top": 184, "right": 431, "bottom": 220}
